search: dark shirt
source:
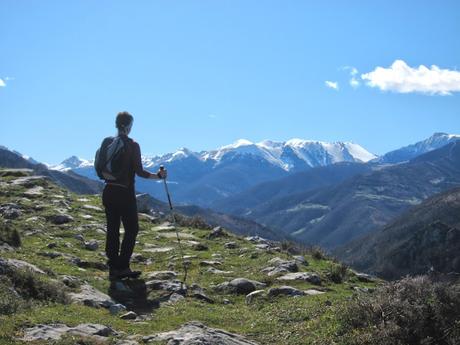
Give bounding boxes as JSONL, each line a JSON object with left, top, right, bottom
{"left": 110, "top": 135, "right": 153, "bottom": 191}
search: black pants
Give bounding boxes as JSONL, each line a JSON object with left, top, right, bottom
{"left": 102, "top": 184, "right": 139, "bottom": 270}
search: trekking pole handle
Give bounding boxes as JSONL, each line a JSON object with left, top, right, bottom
{"left": 159, "top": 165, "right": 174, "bottom": 211}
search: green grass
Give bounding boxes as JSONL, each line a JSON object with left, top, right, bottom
{"left": 0, "top": 170, "right": 380, "bottom": 344}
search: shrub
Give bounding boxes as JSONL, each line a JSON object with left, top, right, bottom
{"left": 329, "top": 263, "right": 349, "bottom": 283}
{"left": 310, "top": 246, "right": 327, "bottom": 260}
{"left": 0, "top": 222, "right": 21, "bottom": 247}
{"left": 4, "top": 267, "right": 69, "bottom": 304}
{"left": 0, "top": 276, "right": 28, "bottom": 315}
{"left": 338, "top": 275, "right": 460, "bottom": 345}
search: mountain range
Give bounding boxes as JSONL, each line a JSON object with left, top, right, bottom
{"left": 335, "top": 186, "right": 460, "bottom": 279}
{"left": 50, "top": 138, "right": 376, "bottom": 206}
{"left": 226, "top": 140, "right": 460, "bottom": 248}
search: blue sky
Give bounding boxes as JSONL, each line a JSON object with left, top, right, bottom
{"left": 1, "top": 1, "right": 459, "bottom": 164}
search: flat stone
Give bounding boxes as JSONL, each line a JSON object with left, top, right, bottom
{"left": 20, "top": 323, "right": 114, "bottom": 342}
{"left": 215, "top": 278, "right": 266, "bottom": 295}
{"left": 143, "top": 321, "right": 259, "bottom": 344}
{"left": 69, "top": 283, "right": 116, "bottom": 308}
{"left": 355, "top": 272, "right": 375, "bottom": 282}
{"left": 199, "top": 260, "right": 222, "bottom": 267}
{"left": 47, "top": 214, "right": 74, "bottom": 225}
{"left": 268, "top": 286, "right": 305, "bottom": 298}
{"left": 11, "top": 175, "right": 47, "bottom": 187}
{"left": 206, "top": 267, "right": 233, "bottom": 275}
{"left": 0, "top": 258, "right": 45, "bottom": 274}
{"left": 224, "top": 242, "right": 238, "bottom": 249}
{"left": 143, "top": 246, "right": 174, "bottom": 253}
{"left": 83, "top": 204, "right": 103, "bottom": 211}
{"left": 277, "top": 272, "right": 322, "bottom": 285}
{"left": 304, "top": 289, "right": 326, "bottom": 296}
{"left": 245, "top": 290, "right": 266, "bottom": 304}
{"left": 146, "top": 279, "right": 187, "bottom": 295}
{"left": 110, "top": 304, "right": 127, "bottom": 315}
{"left": 120, "top": 311, "right": 137, "bottom": 320}
{"left": 23, "top": 186, "right": 44, "bottom": 197}
{"left": 146, "top": 271, "right": 177, "bottom": 280}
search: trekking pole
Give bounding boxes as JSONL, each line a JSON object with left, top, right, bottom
{"left": 159, "top": 166, "right": 188, "bottom": 286}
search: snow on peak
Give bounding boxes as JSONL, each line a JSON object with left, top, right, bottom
{"left": 51, "top": 156, "right": 93, "bottom": 171}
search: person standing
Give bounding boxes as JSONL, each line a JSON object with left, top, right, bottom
{"left": 98, "top": 111, "right": 166, "bottom": 280}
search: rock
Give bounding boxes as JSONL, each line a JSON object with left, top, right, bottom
{"left": 83, "top": 204, "right": 103, "bottom": 211}
{"left": 355, "top": 272, "right": 375, "bottom": 282}
{"left": 199, "top": 260, "right": 222, "bottom": 267}
{"left": 245, "top": 236, "right": 269, "bottom": 244}
{"left": 69, "top": 283, "right": 116, "bottom": 308}
{"left": 0, "top": 258, "right": 45, "bottom": 275}
{"left": 224, "top": 242, "right": 238, "bottom": 249}
{"left": 206, "top": 267, "right": 233, "bottom": 275}
{"left": 0, "top": 203, "right": 21, "bottom": 219}
{"left": 110, "top": 304, "right": 127, "bottom": 315}
{"left": 255, "top": 244, "right": 270, "bottom": 250}
{"left": 23, "top": 186, "right": 44, "bottom": 197}
{"left": 47, "top": 214, "right": 74, "bottom": 225}
{"left": 61, "top": 275, "right": 80, "bottom": 288}
{"left": 143, "top": 321, "right": 259, "bottom": 344}
{"left": 267, "top": 286, "right": 305, "bottom": 298}
{"left": 84, "top": 240, "right": 99, "bottom": 251}
{"left": 74, "top": 234, "right": 85, "bottom": 242}
{"left": 277, "top": 272, "right": 322, "bottom": 285}
{"left": 11, "top": 175, "right": 47, "bottom": 187}
{"left": 167, "top": 293, "right": 185, "bottom": 304}
{"left": 245, "top": 290, "right": 266, "bottom": 304}
{"left": 304, "top": 289, "right": 326, "bottom": 296}
{"left": 120, "top": 311, "right": 137, "bottom": 320}
{"left": 47, "top": 242, "right": 58, "bottom": 249}
{"left": 0, "top": 243, "right": 14, "bottom": 252}
{"left": 146, "top": 279, "right": 187, "bottom": 295}
{"left": 20, "top": 323, "right": 114, "bottom": 342}
{"left": 131, "top": 253, "right": 147, "bottom": 263}
{"left": 38, "top": 251, "right": 62, "bottom": 259}
{"left": 262, "top": 258, "right": 298, "bottom": 276}
{"left": 215, "top": 278, "right": 266, "bottom": 295}
{"left": 208, "top": 226, "right": 228, "bottom": 239}
{"left": 191, "top": 242, "right": 208, "bottom": 251}
{"left": 293, "top": 255, "right": 309, "bottom": 266}
{"left": 146, "top": 271, "right": 177, "bottom": 280}
{"left": 116, "top": 340, "right": 140, "bottom": 345}
{"left": 193, "top": 292, "right": 214, "bottom": 304}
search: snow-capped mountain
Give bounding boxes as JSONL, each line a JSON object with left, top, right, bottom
{"left": 50, "top": 138, "right": 376, "bottom": 206}
{"left": 376, "top": 132, "right": 460, "bottom": 164}
{"left": 53, "top": 138, "right": 375, "bottom": 172}
{"left": 50, "top": 156, "right": 93, "bottom": 171}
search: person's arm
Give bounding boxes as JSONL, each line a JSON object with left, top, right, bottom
{"left": 133, "top": 142, "right": 163, "bottom": 179}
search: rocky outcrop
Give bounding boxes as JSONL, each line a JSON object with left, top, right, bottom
{"left": 143, "top": 321, "right": 259, "bottom": 344}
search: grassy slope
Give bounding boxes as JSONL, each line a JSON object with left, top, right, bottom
{"left": 0, "top": 170, "right": 378, "bottom": 345}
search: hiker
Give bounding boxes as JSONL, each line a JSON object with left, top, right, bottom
{"left": 95, "top": 111, "right": 166, "bottom": 280}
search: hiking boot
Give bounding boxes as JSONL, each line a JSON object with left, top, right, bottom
{"left": 109, "top": 268, "right": 121, "bottom": 281}
{"left": 116, "top": 267, "right": 142, "bottom": 279}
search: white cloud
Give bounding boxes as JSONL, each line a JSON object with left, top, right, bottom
{"left": 325, "top": 80, "right": 339, "bottom": 90}
{"left": 0, "top": 79, "right": 5, "bottom": 87}
{"left": 350, "top": 77, "right": 360, "bottom": 88}
{"left": 361, "top": 60, "right": 460, "bottom": 95}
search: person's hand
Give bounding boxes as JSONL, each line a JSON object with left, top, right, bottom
{"left": 157, "top": 167, "right": 167, "bottom": 179}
